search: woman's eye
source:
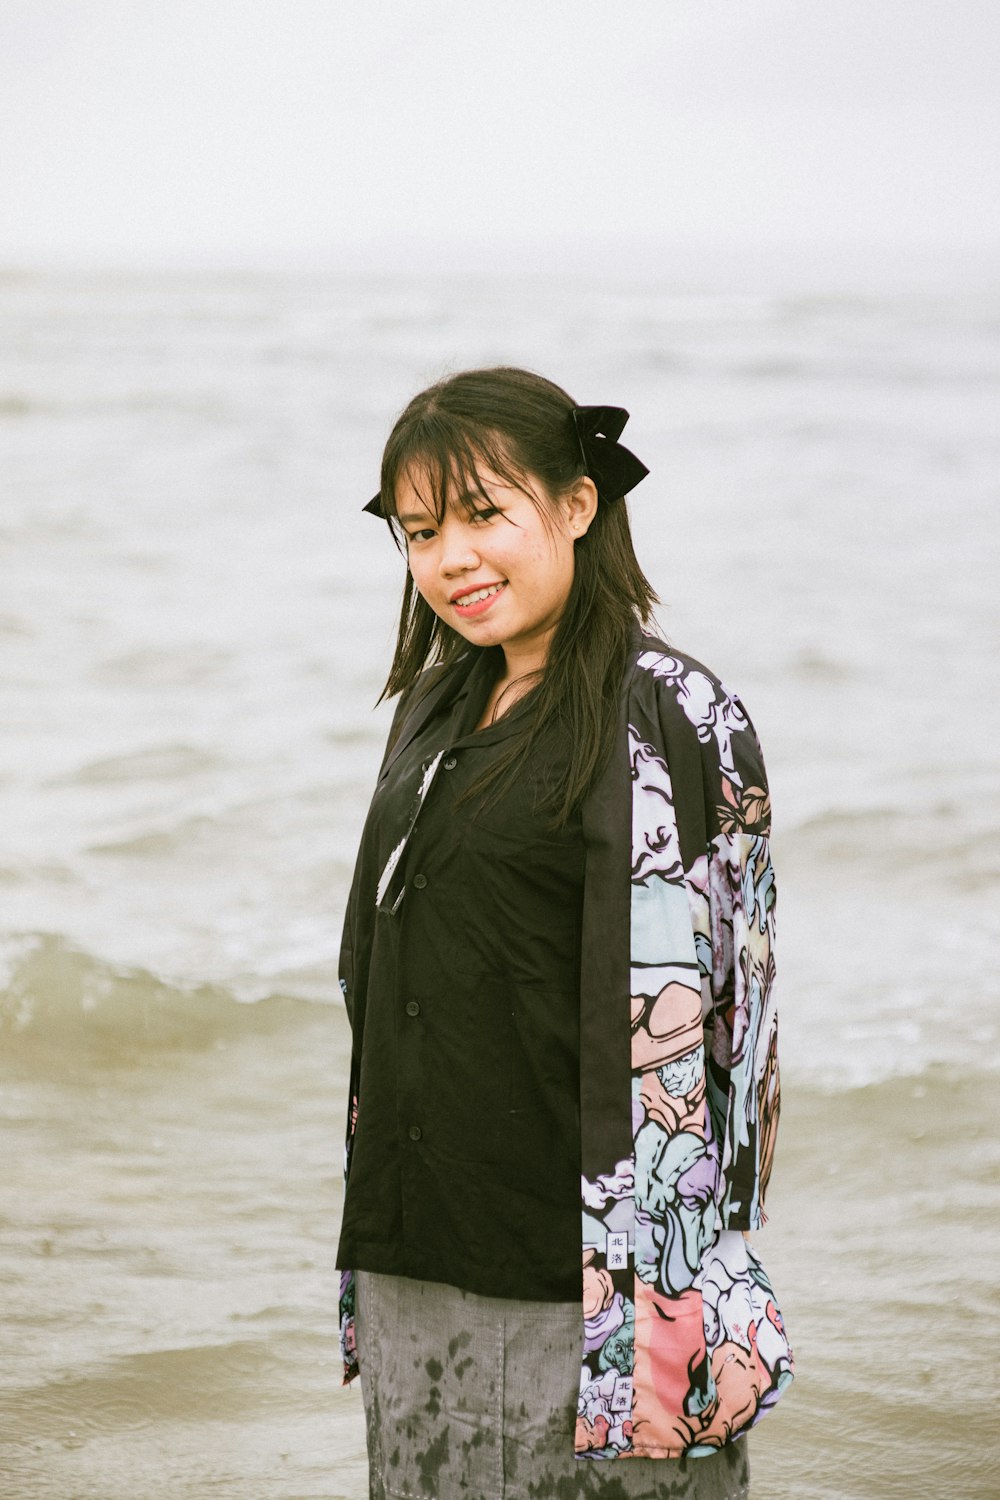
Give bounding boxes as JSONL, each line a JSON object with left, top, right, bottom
{"left": 470, "top": 507, "right": 500, "bottom": 524}
{"left": 406, "top": 528, "right": 437, "bottom": 544}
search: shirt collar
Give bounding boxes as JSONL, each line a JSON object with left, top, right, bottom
{"left": 451, "top": 649, "right": 541, "bottom": 748}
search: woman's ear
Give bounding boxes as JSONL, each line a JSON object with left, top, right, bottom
{"left": 564, "top": 476, "right": 599, "bottom": 539}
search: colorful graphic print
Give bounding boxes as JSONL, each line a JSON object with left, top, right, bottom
{"left": 577, "top": 653, "right": 792, "bottom": 1459}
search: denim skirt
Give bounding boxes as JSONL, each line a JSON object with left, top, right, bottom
{"left": 355, "top": 1270, "right": 750, "bottom": 1500}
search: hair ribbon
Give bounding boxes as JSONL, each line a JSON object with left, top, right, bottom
{"left": 570, "top": 406, "right": 649, "bottom": 505}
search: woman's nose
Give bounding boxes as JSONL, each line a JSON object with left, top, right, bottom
{"left": 439, "top": 525, "right": 479, "bottom": 576}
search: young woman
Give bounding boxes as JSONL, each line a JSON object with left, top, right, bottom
{"left": 337, "top": 367, "right": 793, "bottom": 1499}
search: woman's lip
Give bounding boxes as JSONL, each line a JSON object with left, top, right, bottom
{"left": 452, "top": 582, "right": 507, "bottom": 617}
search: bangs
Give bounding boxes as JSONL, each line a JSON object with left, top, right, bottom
{"left": 380, "top": 413, "right": 547, "bottom": 551}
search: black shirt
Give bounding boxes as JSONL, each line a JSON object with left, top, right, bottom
{"left": 336, "top": 650, "right": 585, "bottom": 1301}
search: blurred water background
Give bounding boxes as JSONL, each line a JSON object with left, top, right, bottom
{"left": 1, "top": 267, "right": 998, "bottom": 1499}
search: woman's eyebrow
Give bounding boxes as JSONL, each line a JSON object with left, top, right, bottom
{"left": 397, "top": 489, "right": 488, "bottom": 525}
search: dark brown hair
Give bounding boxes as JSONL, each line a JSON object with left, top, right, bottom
{"left": 377, "top": 366, "right": 658, "bottom": 824}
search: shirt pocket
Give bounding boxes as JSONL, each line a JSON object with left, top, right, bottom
{"left": 446, "top": 820, "right": 585, "bottom": 985}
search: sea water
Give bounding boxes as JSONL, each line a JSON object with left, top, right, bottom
{"left": 1, "top": 269, "right": 998, "bottom": 1499}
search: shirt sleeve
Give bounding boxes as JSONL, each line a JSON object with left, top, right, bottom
{"left": 704, "top": 702, "right": 780, "bottom": 1232}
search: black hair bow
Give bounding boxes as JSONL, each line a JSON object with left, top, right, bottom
{"left": 571, "top": 406, "right": 649, "bottom": 505}
{"left": 363, "top": 492, "right": 385, "bottom": 518}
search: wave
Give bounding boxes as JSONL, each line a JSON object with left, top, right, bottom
{"left": 1, "top": 933, "right": 327, "bottom": 1065}
{"left": 47, "top": 743, "right": 226, "bottom": 787}
{"left": 1, "top": 1334, "right": 322, "bottom": 1433}
{"left": 791, "top": 804, "right": 916, "bottom": 836}
{"left": 785, "top": 1056, "right": 996, "bottom": 1105}
{"left": 781, "top": 801, "right": 996, "bottom": 875}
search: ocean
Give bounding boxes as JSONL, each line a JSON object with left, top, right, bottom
{"left": 1, "top": 268, "right": 998, "bottom": 1498}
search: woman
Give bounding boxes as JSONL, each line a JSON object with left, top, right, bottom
{"left": 337, "top": 367, "right": 793, "bottom": 1499}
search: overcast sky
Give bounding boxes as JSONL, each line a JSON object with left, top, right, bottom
{"left": 0, "top": 0, "right": 997, "bottom": 276}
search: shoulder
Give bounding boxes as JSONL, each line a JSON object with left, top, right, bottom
{"left": 627, "top": 633, "right": 770, "bottom": 834}
{"left": 383, "top": 651, "right": 475, "bottom": 755}
{"left": 396, "top": 656, "right": 462, "bottom": 715}
{"left": 627, "top": 633, "right": 751, "bottom": 727}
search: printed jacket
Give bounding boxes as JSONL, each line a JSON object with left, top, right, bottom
{"left": 338, "top": 630, "right": 794, "bottom": 1460}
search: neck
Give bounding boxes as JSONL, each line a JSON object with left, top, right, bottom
{"left": 478, "top": 649, "right": 546, "bottom": 730}
{"left": 499, "top": 636, "right": 551, "bottom": 685}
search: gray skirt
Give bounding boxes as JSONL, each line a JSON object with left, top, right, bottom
{"left": 355, "top": 1271, "right": 750, "bottom": 1500}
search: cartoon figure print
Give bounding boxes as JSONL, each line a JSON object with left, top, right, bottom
{"left": 577, "top": 701, "right": 792, "bottom": 1460}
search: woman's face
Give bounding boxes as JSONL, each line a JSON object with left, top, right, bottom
{"left": 394, "top": 462, "right": 595, "bottom": 672}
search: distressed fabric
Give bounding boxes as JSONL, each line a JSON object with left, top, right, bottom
{"left": 339, "top": 633, "right": 793, "bottom": 1463}
{"left": 356, "top": 1269, "right": 750, "bottom": 1500}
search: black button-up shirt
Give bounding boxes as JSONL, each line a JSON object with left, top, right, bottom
{"left": 336, "top": 650, "right": 585, "bottom": 1301}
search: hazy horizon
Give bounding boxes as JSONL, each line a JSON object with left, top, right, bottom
{"left": 1, "top": 1, "right": 997, "bottom": 285}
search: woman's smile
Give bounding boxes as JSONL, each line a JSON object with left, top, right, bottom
{"left": 450, "top": 580, "right": 508, "bottom": 617}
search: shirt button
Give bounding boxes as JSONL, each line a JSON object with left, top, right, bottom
{"left": 443, "top": 755, "right": 458, "bottom": 770}
{"left": 405, "top": 1000, "right": 421, "bottom": 1017}
{"left": 408, "top": 1125, "right": 422, "bottom": 1142}
{"left": 412, "top": 873, "right": 428, "bottom": 889}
